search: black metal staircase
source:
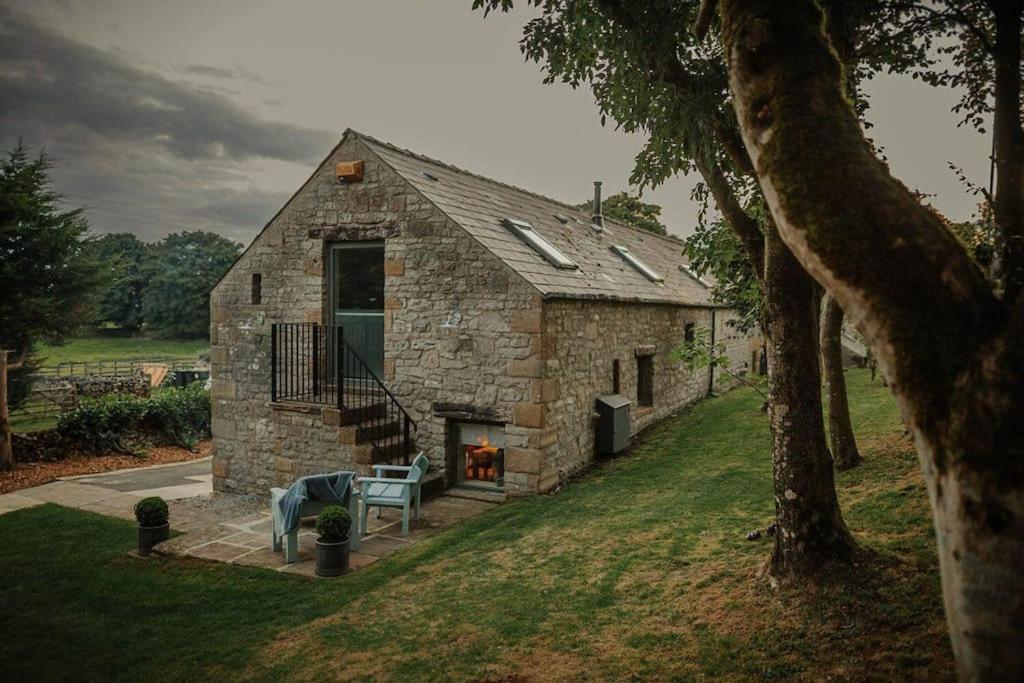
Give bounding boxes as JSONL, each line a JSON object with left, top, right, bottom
{"left": 270, "top": 323, "right": 416, "bottom": 466}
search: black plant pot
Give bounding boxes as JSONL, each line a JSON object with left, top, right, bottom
{"left": 315, "top": 538, "right": 350, "bottom": 577}
{"left": 137, "top": 522, "right": 170, "bottom": 556}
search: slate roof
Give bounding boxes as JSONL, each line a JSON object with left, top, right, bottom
{"left": 350, "top": 130, "right": 715, "bottom": 307}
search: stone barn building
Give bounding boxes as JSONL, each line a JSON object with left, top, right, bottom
{"left": 209, "top": 130, "right": 760, "bottom": 497}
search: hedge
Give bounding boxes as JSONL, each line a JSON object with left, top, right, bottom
{"left": 57, "top": 382, "right": 211, "bottom": 453}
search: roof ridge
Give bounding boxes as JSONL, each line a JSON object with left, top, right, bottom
{"left": 345, "top": 128, "right": 688, "bottom": 251}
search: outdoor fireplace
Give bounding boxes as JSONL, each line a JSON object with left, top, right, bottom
{"left": 450, "top": 421, "right": 505, "bottom": 489}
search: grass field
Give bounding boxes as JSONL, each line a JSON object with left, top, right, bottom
{"left": 34, "top": 336, "right": 208, "bottom": 365}
{"left": 0, "top": 371, "right": 953, "bottom": 680}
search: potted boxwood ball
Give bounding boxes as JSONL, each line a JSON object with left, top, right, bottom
{"left": 135, "top": 496, "right": 170, "bottom": 556}
{"left": 314, "top": 505, "right": 352, "bottom": 577}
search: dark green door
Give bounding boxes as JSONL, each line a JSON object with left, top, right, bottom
{"left": 329, "top": 242, "right": 385, "bottom": 377}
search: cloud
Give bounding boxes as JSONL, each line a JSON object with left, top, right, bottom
{"left": 0, "top": 8, "right": 335, "bottom": 242}
{"left": 177, "top": 63, "right": 271, "bottom": 85}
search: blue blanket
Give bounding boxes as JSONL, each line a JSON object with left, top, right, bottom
{"left": 274, "top": 471, "right": 354, "bottom": 535}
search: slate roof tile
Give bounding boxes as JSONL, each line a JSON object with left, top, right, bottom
{"left": 350, "top": 130, "right": 714, "bottom": 306}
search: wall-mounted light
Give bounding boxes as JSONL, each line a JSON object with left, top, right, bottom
{"left": 336, "top": 160, "right": 364, "bottom": 183}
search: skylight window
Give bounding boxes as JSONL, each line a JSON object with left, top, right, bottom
{"left": 611, "top": 245, "right": 663, "bottom": 282}
{"left": 422, "top": 171, "right": 439, "bottom": 181}
{"left": 679, "top": 263, "right": 712, "bottom": 287}
{"left": 502, "top": 218, "right": 579, "bottom": 270}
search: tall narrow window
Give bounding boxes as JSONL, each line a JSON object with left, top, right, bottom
{"left": 612, "top": 359, "right": 621, "bottom": 394}
{"left": 251, "top": 273, "right": 262, "bottom": 305}
{"left": 637, "top": 355, "right": 654, "bottom": 407}
{"left": 684, "top": 322, "right": 695, "bottom": 343}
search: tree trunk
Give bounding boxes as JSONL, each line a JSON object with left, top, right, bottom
{"left": 763, "top": 228, "right": 856, "bottom": 574}
{"left": 1, "top": 350, "right": 14, "bottom": 472}
{"left": 695, "top": 134, "right": 857, "bottom": 576}
{"left": 720, "top": 1, "right": 1024, "bottom": 677}
{"left": 992, "top": 0, "right": 1024, "bottom": 303}
{"left": 820, "top": 295, "right": 861, "bottom": 470}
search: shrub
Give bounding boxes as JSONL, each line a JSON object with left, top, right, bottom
{"left": 315, "top": 506, "right": 352, "bottom": 543}
{"left": 134, "top": 497, "right": 169, "bottom": 527}
{"left": 58, "top": 382, "right": 210, "bottom": 452}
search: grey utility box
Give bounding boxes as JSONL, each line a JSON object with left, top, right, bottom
{"left": 595, "top": 394, "right": 631, "bottom": 456}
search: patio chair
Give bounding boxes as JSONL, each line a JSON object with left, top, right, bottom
{"left": 357, "top": 452, "right": 429, "bottom": 536}
{"left": 271, "top": 471, "right": 360, "bottom": 563}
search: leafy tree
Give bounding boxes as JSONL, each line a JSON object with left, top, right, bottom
{"left": 141, "top": 231, "right": 240, "bottom": 338}
{"left": 904, "top": 1, "right": 1023, "bottom": 300}
{"left": 673, "top": 324, "right": 767, "bottom": 402}
{"left": 684, "top": 218, "right": 761, "bottom": 333}
{"left": 577, "top": 191, "right": 669, "bottom": 236}
{"left": 0, "top": 142, "right": 103, "bottom": 468}
{"left": 713, "top": 0, "right": 1023, "bottom": 676}
{"left": 476, "top": 0, "right": 866, "bottom": 576}
{"left": 91, "top": 233, "right": 151, "bottom": 331}
{"left": 948, "top": 207, "right": 998, "bottom": 273}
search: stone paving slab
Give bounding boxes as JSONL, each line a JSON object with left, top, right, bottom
{"left": 162, "top": 494, "right": 498, "bottom": 576}
{"left": 2, "top": 458, "right": 499, "bottom": 579}
{"left": 0, "top": 459, "right": 215, "bottom": 522}
{"left": 0, "top": 492, "right": 44, "bottom": 514}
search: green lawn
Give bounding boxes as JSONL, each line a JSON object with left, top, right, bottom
{"left": 34, "top": 336, "right": 208, "bottom": 365}
{"left": 0, "top": 371, "right": 953, "bottom": 680}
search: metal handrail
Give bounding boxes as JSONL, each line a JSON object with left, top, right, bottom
{"left": 270, "top": 322, "right": 417, "bottom": 465}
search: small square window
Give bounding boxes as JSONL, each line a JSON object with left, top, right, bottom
{"left": 251, "top": 273, "right": 262, "bottom": 305}
{"left": 684, "top": 322, "right": 695, "bottom": 343}
{"left": 637, "top": 355, "right": 654, "bottom": 407}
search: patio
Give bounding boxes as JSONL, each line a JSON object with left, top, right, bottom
{"left": 0, "top": 458, "right": 499, "bottom": 577}
{"left": 159, "top": 489, "right": 497, "bottom": 577}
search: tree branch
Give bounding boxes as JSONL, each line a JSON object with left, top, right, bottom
{"left": 694, "top": 0, "right": 718, "bottom": 39}
{"left": 694, "top": 155, "right": 765, "bottom": 282}
{"left": 721, "top": 0, "right": 1006, "bottom": 430}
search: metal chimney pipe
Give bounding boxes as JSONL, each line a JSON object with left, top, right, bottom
{"left": 592, "top": 181, "right": 603, "bottom": 227}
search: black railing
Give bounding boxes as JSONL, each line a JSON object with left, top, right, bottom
{"left": 270, "top": 323, "right": 416, "bottom": 466}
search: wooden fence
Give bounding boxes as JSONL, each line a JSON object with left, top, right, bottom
{"left": 10, "top": 356, "right": 209, "bottom": 427}
{"left": 34, "top": 357, "right": 203, "bottom": 378}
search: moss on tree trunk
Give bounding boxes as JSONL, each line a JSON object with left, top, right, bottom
{"left": 721, "top": 0, "right": 1024, "bottom": 677}
{"left": 763, "top": 228, "right": 856, "bottom": 573}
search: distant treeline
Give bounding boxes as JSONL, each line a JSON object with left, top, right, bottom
{"left": 91, "top": 231, "right": 241, "bottom": 338}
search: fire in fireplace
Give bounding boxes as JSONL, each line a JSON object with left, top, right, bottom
{"left": 452, "top": 421, "right": 505, "bottom": 489}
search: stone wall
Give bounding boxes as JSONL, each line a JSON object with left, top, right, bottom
{"left": 539, "top": 300, "right": 759, "bottom": 486}
{"left": 209, "top": 137, "right": 541, "bottom": 494}
{"left": 209, "top": 137, "right": 409, "bottom": 492}
{"left": 382, "top": 214, "right": 543, "bottom": 495}
{"left": 69, "top": 375, "right": 151, "bottom": 400}
{"left": 210, "top": 134, "right": 761, "bottom": 497}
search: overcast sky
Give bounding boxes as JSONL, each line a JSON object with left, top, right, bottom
{"left": 0, "top": 0, "right": 992, "bottom": 245}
